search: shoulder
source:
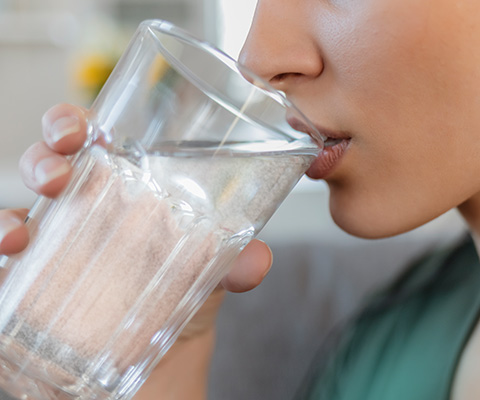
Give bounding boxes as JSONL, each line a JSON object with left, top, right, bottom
{"left": 301, "top": 235, "right": 480, "bottom": 400}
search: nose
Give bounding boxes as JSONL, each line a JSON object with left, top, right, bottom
{"left": 239, "top": 0, "right": 324, "bottom": 92}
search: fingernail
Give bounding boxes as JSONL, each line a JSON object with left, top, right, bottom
{"left": 34, "top": 157, "right": 71, "bottom": 186}
{"left": 51, "top": 116, "right": 80, "bottom": 143}
{"left": 0, "top": 216, "right": 22, "bottom": 243}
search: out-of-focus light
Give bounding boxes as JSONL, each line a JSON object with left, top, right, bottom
{"left": 217, "top": 0, "right": 257, "bottom": 58}
{"left": 178, "top": 178, "right": 207, "bottom": 200}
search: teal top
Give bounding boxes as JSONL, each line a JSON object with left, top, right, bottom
{"left": 301, "top": 236, "right": 480, "bottom": 400}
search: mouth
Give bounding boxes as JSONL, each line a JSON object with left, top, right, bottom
{"left": 307, "top": 137, "right": 351, "bottom": 179}
{"left": 324, "top": 137, "right": 345, "bottom": 147}
{"left": 288, "top": 117, "right": 351, "bottom": 180}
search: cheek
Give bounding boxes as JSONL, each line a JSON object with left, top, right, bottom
{"left": 323, "top": 0, "right": 454, "bottom": 120}
{"left": 307, "top": 0, "right": 480, "bottom": 238}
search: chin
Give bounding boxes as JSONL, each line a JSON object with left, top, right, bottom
{"left": 329, "top": 209, "right": 396, "bottom": 239}
{"left": 328, "top": 193, "right": 429, "bottom": 240}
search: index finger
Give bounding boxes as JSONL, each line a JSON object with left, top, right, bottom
{"left": 42, "top": 104, "right": 88, "bottom": 155}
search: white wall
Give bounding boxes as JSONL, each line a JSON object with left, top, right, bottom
{"left": 0, "top": 1, "right": 217, "bottom": 208}
{"left": 216, "top": 0, "right": 257, "bottom": 56}
{"left": 0, "top": 10, "right": 80, "bottom": 207}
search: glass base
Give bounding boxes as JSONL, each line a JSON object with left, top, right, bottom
{"left": 0, "top": 354, "right": 117, "bottom": 400}
{"left": 0, "top": 318, "right": 118, "bottom": 400}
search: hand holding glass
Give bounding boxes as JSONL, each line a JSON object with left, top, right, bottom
{"left": 0, "top": 20, "right": 322, "bottom": 400}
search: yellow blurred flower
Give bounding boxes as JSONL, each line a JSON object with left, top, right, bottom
{"left": 73, "top": 52, "right": 118, "bottom": 102}
{"left": 148, "top": 55, "right": 170, "bottom": 85}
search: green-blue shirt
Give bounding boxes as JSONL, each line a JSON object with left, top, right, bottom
{"left": 301, "top": 236, "right": 480, "bottom": 400}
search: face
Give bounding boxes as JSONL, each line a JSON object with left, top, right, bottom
{"left": 239, "top": 0, "right": 480, "bottom": 238}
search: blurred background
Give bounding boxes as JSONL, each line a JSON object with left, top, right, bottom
{"left": 0, "top": 0, "right": 257, "bottom": 208}
{"left": 0, "top": 1, "right": 468, "bottom": 399}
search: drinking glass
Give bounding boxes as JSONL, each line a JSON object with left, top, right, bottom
{"left": 0, "top": 20, "right": 322, "bottom": 400}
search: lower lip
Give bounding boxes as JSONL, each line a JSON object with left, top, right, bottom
{"left": 306, "top": 139, "right": 350, "bottom": 179}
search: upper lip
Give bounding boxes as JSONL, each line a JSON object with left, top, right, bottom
{"left": 287, "top": 116, "right": 351, "bottom": 146}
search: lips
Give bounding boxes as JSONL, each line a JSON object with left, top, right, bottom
{"left": 288, "top": 116, "right": 351, "bottom": 180}
{"left": 307, "top": 138, "right": 350, "bottom": 179}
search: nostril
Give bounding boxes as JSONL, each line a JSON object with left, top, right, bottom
{"left": 270, "top": 72, "right": 304, "bottom": 85}
{"left": 271, "top": 73, "right": 289, "bottom": 83}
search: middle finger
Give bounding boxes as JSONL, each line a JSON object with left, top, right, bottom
{"left": 19, "top": 142, "right": 72, "bottom": 198}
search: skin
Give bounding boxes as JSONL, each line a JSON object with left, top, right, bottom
{"left": 241, "top": 0, "right": 480, "bottom": 240}
{"left": 1, "top": 0, "right": 480, "bottom": 398}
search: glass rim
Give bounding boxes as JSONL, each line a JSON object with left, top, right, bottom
{"left": 140, "top": 19, "right": 324, "bottom": 145}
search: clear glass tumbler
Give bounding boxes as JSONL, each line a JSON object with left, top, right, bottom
{"left": 0, "top": 20, "right": 322, "bottom": 400}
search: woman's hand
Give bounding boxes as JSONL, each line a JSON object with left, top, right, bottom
{"left": 0, "top": 103, "right": 273, "bottom": 399}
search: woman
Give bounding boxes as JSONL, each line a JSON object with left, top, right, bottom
{"left": 2, "top": 0, "right": 480, "bottom": 398}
